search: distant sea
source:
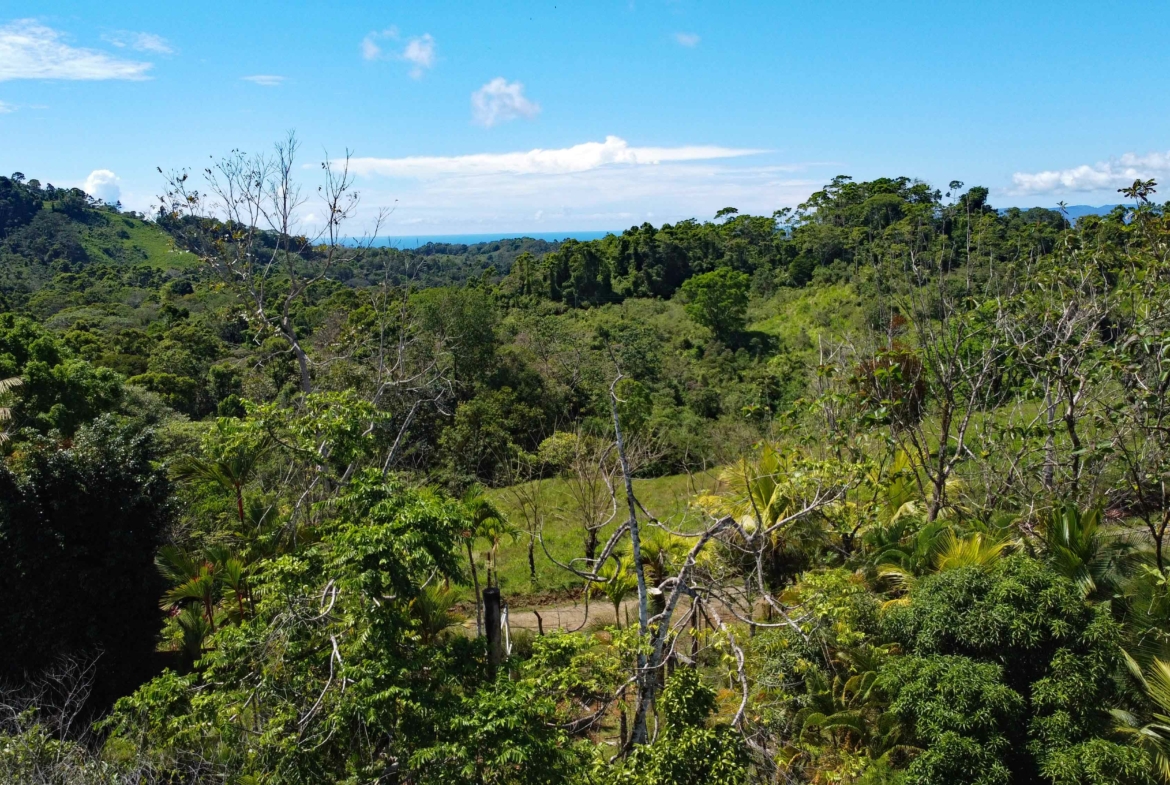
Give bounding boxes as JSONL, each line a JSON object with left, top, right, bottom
{"left": 360, "top": 208, "right": 1127, "bottom": 248}
{"left": 1003, "top": 204, "right": 1121, "bottom": 220}
{"left": 365, "top": 230, "right": 616, "bottom": 249}
{"left": 1055, "top": 204, "right": 1121, "bottom": 220}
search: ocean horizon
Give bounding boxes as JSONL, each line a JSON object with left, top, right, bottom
{"left": 363, "top": 230, "right": 617, "bottom": 249}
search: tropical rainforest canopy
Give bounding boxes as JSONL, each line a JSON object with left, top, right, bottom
{"left": 2, "top": 150, "right": 1170, "bottom": 785}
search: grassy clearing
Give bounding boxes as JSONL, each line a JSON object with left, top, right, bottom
{"left": 751, "top": 282, "right": 866, "bottom": 344}
{"left": 121, "top": 216, "right": 199, "bottom": 269}
{"left": 77, "top": 212, "right": 198, "bottom": 270}
{"left": 473, "top": 469, "right": 722, "bottom": 605}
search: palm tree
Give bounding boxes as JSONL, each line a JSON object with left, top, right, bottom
{"left": 638, "top": 527, "right": 690, "bottom": 615}
{"left": 592, "top": 557, "right": 638, "bottom": 629}
{"left": 638, "top": 528, "right": 688, "bottom": 584}
{"left": 0, "top": 376, "right": 22, "bottom": 442}
{"left": 932, "top": 529, "right": 1010, "bottom": 571}
{"left": 174, "top": 606, "right": 213, "bottom": 663}
{"left": 158, "top": 546, "right": 221, "bottom": 632}
{"left": 157, "top": 545, "right": 252, "bottom": 652}
{"left": 412, "top": 585, "right": 460, "bottom": 644}
{"left": 1112, "top": 650, "right": 1170, "bottom": 782}
{"left": 702, "top": 444, "right": 797, "bottom": 532}
{"left": 1122, "top": 565, "right": 1170, "bottom": 662}
{"left": 215, "top": 549, "right": 252, "bottom": 624}
{"left": 877, "top": 526, "right": 1009, "bottom": 602}
{"left": 172, "top": 434, "right": 270, "bottom": 529}
{"left": 1041, "top": 502, "right": 1138, "bottom": 600}
{"left": 461, "top": 485, "right": 509, "bottom": 636}
{"left": 698, "top": 444, "right": 827, "bottom": 590}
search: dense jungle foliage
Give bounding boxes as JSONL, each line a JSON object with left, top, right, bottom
{"left": 2, "top": 157, "right": 1170, "bottom": 785}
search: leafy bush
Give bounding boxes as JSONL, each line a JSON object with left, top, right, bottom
{"left": 0, "top": 416, "right": 171, "bottom": 703}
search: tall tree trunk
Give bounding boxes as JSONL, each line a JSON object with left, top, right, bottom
{"left": 610, "top": 379, "right": 652, "bottom": 746}
{"left": 235, "top": 484, "right": 246, "bottom": 528}
{"left": 1043, "top": 384, "right": 1056, "bottom": 492}
{"left": 928, "top": 405, "right": 953, "bottom": 522}
{"left": 1064, "top": 397, "right": 1083, "bottom": 497}
{"left": 280, "top": 316, "right": 312, "bottom": 396}
{"left": 466, "top": 540, "right": 482, "bottom": 636}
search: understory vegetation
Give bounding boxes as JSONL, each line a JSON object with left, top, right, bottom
{"left": 4, "top": 147, "right": 1170, "bottom": 784}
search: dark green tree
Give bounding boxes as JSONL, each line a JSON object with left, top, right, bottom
{"left": 679, "top": 268, "right": 751, "bottom": 343}
{"left": 0, "top": 416, "right": 171, "bottom": 704}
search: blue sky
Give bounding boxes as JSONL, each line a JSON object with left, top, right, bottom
{"left": 2, "top": 1, "right": 1169, "bottom": 235}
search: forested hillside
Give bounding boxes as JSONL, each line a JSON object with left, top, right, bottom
{"left": 2, "top": 154, "right": 1170, "bottom": 785}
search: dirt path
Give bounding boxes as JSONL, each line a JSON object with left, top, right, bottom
{"left": 459, "top": 593, "right": 747, "bottom": 636}
{"left": 460, "top": 597, "right": 640, "bottom": 633}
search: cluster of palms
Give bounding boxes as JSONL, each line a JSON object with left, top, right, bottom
{"left": 157, "top": 545, "right": 252, "bottom": 661}
{"left": 158, "top": 434, "right": 278, "bottom": 660}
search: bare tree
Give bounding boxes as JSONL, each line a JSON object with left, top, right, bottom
{"left": 1100, "top": 250, "right": 1170, "bottom": 572}
{"left": 558, "top": 429, "right": 620, "bottom": 563}
{"left": 159, "top": 131, "right": 386, "bottom": 398}
{"left": 874, "top": 259, "right": 1007, "bottom": 521}
{"left": 504, "top": 450, "right": 549, "bottom": 582}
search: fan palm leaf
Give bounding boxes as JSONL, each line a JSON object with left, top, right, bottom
{"left": 0, "top": 376, "right": 22, "bottom": 441}
{"left": 1042, "top": 502, "right": 1139, "bottom": 599}
{"left": 1114, "top": 650, "right": 1170, "bottom": 782}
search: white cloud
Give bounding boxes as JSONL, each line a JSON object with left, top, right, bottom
{"left": 361, "top": 27, "right": 397, "bottom": 61}
{"left": 0, "top": 100, "right": 13, "bottom": 113}
{"left": 361, "top": 28, "right": 434, "bottom": 77}
{"left": 402, "top": 34, "right": 435, "bottom": 78}
{"left": 349, "top": 135, "right": 766, "bottom": 177}
{"left": 102, "top": 30, "right": 173, "bottom": 54}
{"left": 471, "top": 78, "right": 541, "bottom": 127}
{"left": 674, "top": 32, "right": 700, "bottom": 47}
{"left": 242, "top": 74, "right": 285, "bottom": 86}
{"left": 349, "top": 160, "right": 818, "bottom": 235}
{"left": 1011, "top": 151, "right": 1170, "bottom": 196}
{"left": 0, "top": 19, "right": 152, "bottom": 81}
{"left": 332, "top": 137, "right": 807, "bottom": 234}
{"left": 84, "top": 169, "right": 120, "bottom": 204}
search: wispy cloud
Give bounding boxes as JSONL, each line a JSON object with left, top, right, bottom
{"left": 1011, "top": 151, "right": 1170, "bottom": 195}
{"left": 471, "top": 78, "right": 540, "bottom": 127}
{"left": 0, "top": 100, "right": 14, "bottom": 113}
{"left": 361, "top": 27, "right": 397, "bottom": 60}
{"left": 402, "top": 34, "right": 435, "bottom": 78}
{"left": 674, "top": 32, "right": 700, "bottom": 47}
{"left": 361, "top": 28, "right": 435, "bottom": 78}
{"left": 102, "top": 30, "right": 173, "bottom": 55}
{"left": 0, "top": 19, "right": 152, "bottom": 81}
{"left": 324, "top": 136, "right": 803, "bottom": 235}
{"left": 241, "top": 74, "right": 285, "bottom": 86}
{"left": 352, "top": 161, "right": 815, "bottom": 235}
{"left": 349, "top": 135, "right": 766, "bottom": 177}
